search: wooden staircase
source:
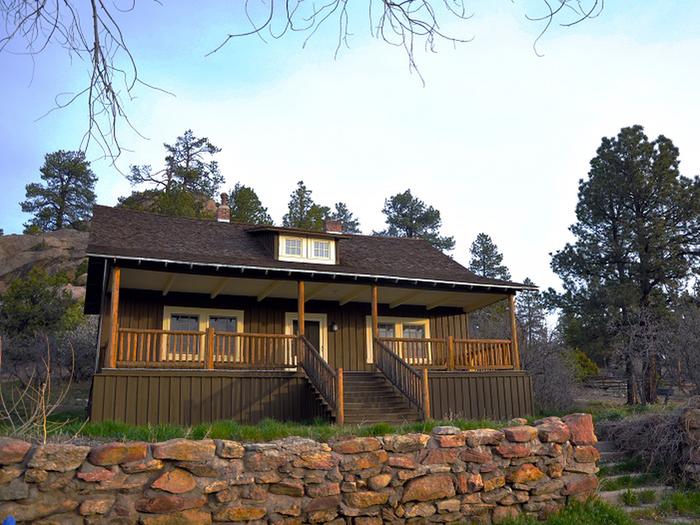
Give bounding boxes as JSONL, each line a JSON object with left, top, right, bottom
{"left": 341, "top": 371, "right": 421, "bottom": 425}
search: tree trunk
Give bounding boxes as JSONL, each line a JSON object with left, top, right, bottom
{"left": 644, "top": 353, "right": 658, "bottom": 403}
{"left": 626, "top": 357, "right": 640, "bottom": 405}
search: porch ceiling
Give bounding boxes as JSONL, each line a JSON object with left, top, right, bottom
{"left": 120, "top": 268, "right": 509, "bottom": 313}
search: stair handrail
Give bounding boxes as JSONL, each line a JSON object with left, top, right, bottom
{"left": 374, "top": 337, "right": 428, "bottom": 419}
{"left": 296, "top": 335, "right": 338, "bottom": 416}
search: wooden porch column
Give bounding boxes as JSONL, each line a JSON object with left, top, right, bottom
{"left": 447, "top": 336, "right": 455, "bottom": 370}
{"left": 107, "top": 266, "right": 121, "bottom": 369}
{"left": 298, "top": 281, "right": 305, "bottom": 337}
{"left": 371, "top": 284, "right": 379, "bottom": 340}
{"left": 422, "top": 368, "right": 431, "bottom": 420}
{"left": 509, "top": 294, "right": 521, "bottom": 370}
{"left": 336, "top": 368, "right": 344, "bottom": 425}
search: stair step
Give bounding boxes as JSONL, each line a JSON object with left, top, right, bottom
{"left": 597, "top": 485, "right": 672, "bottom": 505}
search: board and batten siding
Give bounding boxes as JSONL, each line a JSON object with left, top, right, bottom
{"left": 428, "top": 371, "right": 534, "bottom": 420}
{"left": 90, "top": 370, "right": 328, "bottom": 425}
{"left": 109, "top": 289, "right": 473, "bottom": 372}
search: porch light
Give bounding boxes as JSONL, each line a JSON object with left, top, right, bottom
{"left": 329, "top": 321, "right": 339, "bottom": 332}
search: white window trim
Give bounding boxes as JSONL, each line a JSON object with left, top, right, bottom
{"left": 278, "top": 235, "right": 336, "bottom": 265}
{"left": 365, "top": 316, "right": 431, "bottom": 364}
{"left": 284, "top": 312, "right": 329, "bottom": 362}
{"left": 162, "top": 306, "right": 244, "bottom": 361}
{"left": 281, "top": 236, "right": 306, "bottom": 260}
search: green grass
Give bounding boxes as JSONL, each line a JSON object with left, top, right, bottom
{"left": 599, "top": 474, "right": 656, "bottom": 491}
{"left": 638, "top": 490, "right": 657, "bottom": 505}
{"left": 1, "top": 414, "right": 504, "bottom": 443}
{"left": 581, "top": 401, "right": 677, "bottom": 423}
{"left": 620, "top": 489, "right": 640, "bottom": 506}
{"left": 598, "top": 457, "right": 646, "bottom": 477}
{"left": 501, "top": 499, "right": 635, "bottom": 525}
{"left": 657, "top": 491, "right": 700, "bottom": 516}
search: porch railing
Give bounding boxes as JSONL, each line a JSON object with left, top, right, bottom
{"left": 114, "top": 328, "right": 296, "bottom": 369}
{"left": 376, "top": 336, "right": 517, "bottom": 371}
{"left": 374, "top": 337, "right": 428, "bottom": 419}
{"left": 296, "top": 335, "right": 338, "bottom": 418}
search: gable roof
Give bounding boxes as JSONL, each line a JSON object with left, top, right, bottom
{"left": 86, "top": 205, "right": 534, "bottom": 291}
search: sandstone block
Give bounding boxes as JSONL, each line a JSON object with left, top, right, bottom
{"left": 270, "top": 479, "right": 305, "bottom": 497}
{"left": 432, "top": 426, "right": 461, "bottom": 435}
{"left": 493, "top": 505, "right": 520, "bottom": 524}
{"left": 368, "top": 473, "right": 392, "bottom": 490}
{"left": 151, "top": 439, "right": 216, "bottom": 462}
{"left": 402, "top": 473, "right": 455, "bottom": 502}
{"left": 28, "top": 444, "right": 90, "bottom": 472}
{"left": 459, "top": 447, "right": 492, "bottom": 464}
{"left": 0, "top": 438, "right": 31, "bottom": 465}
{"left": 141, "top": 509, "right": 212, "bottom": 525}
{"left": 79, "top": 495, "right": 115, "bottom": 515}
{"left": 345, "top": 490, "right": 389, "bottom": 508}
{"left": 388, "top": 454, "right": 418, "bottom": 469}
{"left": 151, "top": 468, "right": 196, "bottom": 494}
{"left": 456, "top": 472, "right": 483, "bottom": 493}
{"left": 404, "top": 502, "right": 436, "bottom": 518}
{"left": 122, "top": 458, "right": 164, "bottom": 474}
{"left": 76, "top": 463, "right": 116, "bottom": 482}
{"left": 536, "top": 419, "right": 571, "bottom": 444}
{"left": 562, "top": 473, "right": 598, "bottom": 496}
{"left": 88, "top": 441, "right": 147, "bottom": 465}
{"left": 0, "top": 478, "right": 28, "bottom": 500}
{"left": 135, "top": 494, "right": 207, "bottom": 513}
{"left": 503, "top": 425, "right": 538, "bottom": 443}
{"left": 217, "top": 439, "right": 245, "bottom": 458}
{"left": 383, "top": 434, "right": 430, "bottom": 453}
{"left": 332, "top": 437, "right": 382, "bottom": 454}
{"left": 421, "top": 448, "right": 459, "bottom": 465}
{"left": 573, "top": 445, "right": 601, "bottom": 463}
{"left": 495, "top": 443, "right": 530, "bottom": 459}
{"left": 464, "top": 429, "right": 505, "bottom": 447}
{"left": 213, "top": 505, "right": 267, "bottom": 521}
{"left": 436, "top": 434, "right": 466, "bottom": 448}
{"left": 561, "top": 414, "right": 596, "bottom": 446}
{"left": 0, "top": 465, "right": 22, "bottom": 485}
{"left": 340, "top": 450, "right": 388, "bottom": 471}
{"left": 507, "top": 464, "right": 545, "bottom": 484}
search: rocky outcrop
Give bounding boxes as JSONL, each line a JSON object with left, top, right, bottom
{"left": 0, "top": 415, "right": 599, "bottom": 524}
{"left": 0, "top": 229, "right": 88, "bottom": 294}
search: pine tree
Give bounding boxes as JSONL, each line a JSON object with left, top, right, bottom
{"left": 550, "top": 124, "right": 700, "bottom": 403}
{"left": 122, "top": 130, "right": 224, "bottom": 218}
{"left": 282, "top": 181, "right": 329, "bottom": 231}
{"left": 20, "top": 150, "right": 97, "bottom": 232}
{"left": 468, "top": 233, "right": 511, "bottom": 280}
{"left": 516, "top": 278, "right": 548, "bottom": 348}
{"left": 329, "top": 202, "right": 361, "bottom": 233}
{"left": 229, "top": 183, "right": 273, "bottom": 225}
{"left": 375, "top": 189, "right": 454, "bottom": 252}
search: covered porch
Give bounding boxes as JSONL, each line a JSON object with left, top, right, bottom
{"left": 101, "top": 266, "right": 521, "bottom": 373}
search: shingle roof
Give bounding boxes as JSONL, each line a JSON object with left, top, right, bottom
{"left": 87, "top": 205, "right": 533, "bottom": 290}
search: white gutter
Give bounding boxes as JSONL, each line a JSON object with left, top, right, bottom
{"left": 85, "top": 252, "right": 539, "bottom": 292}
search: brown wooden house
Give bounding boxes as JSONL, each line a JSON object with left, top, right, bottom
{"left": 85, "top": 204, "right": 536, "bottom": 426}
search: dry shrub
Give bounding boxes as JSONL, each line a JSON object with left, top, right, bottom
{"left": 599, "top": 405, "right": 691, "bottom": 483}
{"left": 521, "top": 336, "right": 576, "bottom": 414}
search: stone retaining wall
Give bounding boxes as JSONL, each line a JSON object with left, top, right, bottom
{"left": 0, "top": 414, "right": 599, "bottom": 524}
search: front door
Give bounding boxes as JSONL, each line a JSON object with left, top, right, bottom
{"left": 293, "top": 320, "right": 321, "bottom": 351}
{"left": 285, "top": 312, "right": 328, "bottom": 361}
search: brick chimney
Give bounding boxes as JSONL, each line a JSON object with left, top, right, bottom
{"left": 217, "top": 193, "right": 231, "bottom": 223}
{"left": 324, "top": 219, "right": 342, "bottom": 233}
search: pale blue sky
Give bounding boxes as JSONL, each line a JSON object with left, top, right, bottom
{"left": 1, "top": 1, "right": 699, "bottom": 290}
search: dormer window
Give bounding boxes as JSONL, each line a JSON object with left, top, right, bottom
{"left": 312, "top": 240, "right": 330, "bottom": 259}
{"left": 279, "top": 235, "right": 336, "bottom": 264}
{"left": 284, "top": 237, "right": 304, "bottom": 257}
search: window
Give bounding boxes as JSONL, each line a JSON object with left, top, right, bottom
{"left": 278, "top": 235, "right": 336, "bottom": 264}
{"left": 162, "top": 307, "right": 244, "bottom": 362}
{"left": 365, "top": 316, "right": 431, "bottom": 364}
{"left": 284, "top": 238, "right": 303, "bottom": 257}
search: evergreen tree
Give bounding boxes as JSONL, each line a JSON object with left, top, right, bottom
{"left": 122, "top": 130, "right": 223, "bottom": 218}
{"left": 550, "top": 125, "right": 700, "bottom": 403}
{"left": 282, "top": 181, "right": 330, "bottom": 231}
{"left": 329, "top": 202, "right": 360, "bottom": 233}
{"left": 229, "top": 183, "right": 273, "bottom": 225}
{"left": 375, "top": 189, "right": 454, "bottom": 252}
{"left": 516, "top": 278, "right": 548, "bottom": 348}
{"left": 20, "top": 150, "right": 97, "bottom": 232}
{"left": 468, "top": 233, "right": 511, "bottom": 280}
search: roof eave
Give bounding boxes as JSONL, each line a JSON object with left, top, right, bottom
{"left": 85, "top": 252, "right": 539, "bottom": 293}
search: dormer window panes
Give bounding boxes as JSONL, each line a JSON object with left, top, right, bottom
{"left": 312, "top": 240, "right": 330, "bottom": 259}
{"left": 284, "top": 238, "right": 304, "bottom": 257}
{"left": 278, "top": 235, "right": 336, "bottom": 265}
